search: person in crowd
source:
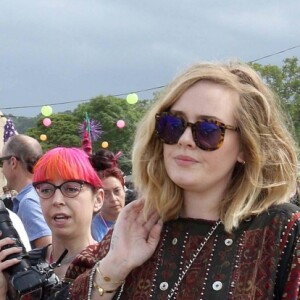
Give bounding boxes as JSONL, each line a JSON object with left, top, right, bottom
{"left": 90, "top": 149, "right": 119, "bottom": 171}
{"left": 123, "top": 176, "right": 138, "bottom": 205}
{"left": 91, "top": 167, "right": 126, "bottom": 241}
{"left": 91, "top": 150, "right": 126, "bottom": 241}
{"left": 1, "top": 186, "right": 14, "bottom": 210}
{"left": 0, "top": 147, "right": 104, "bottom": 299}
{"left": 57, "top": 60, "right": 300, "bottom": 300}
{"left": 0, "top": 134, "right": 51, "bottom": 248}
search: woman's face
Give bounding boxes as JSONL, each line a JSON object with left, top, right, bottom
{"left": 100, "top": 176, "right": 126, "bottom": 221}
{"left": 163, "top": 80, "right": 244, "bottom": 200}
{"left": 40, "top": 180, "right": 103, "bottom": 239}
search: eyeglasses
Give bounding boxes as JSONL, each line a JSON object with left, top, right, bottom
{"left": 33, "top": 180, "right": 88, "bottom": 199}
{"left": 155, "top": 112, "right": 238, "bottom": 151}
{"left": 0, "top": 155, "right": 20, "bottom": 168}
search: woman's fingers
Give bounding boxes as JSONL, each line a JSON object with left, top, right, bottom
{"left": 119, "top": 199, "right": 146, "bottom": 229}
{"left": 121, "top": 199, "right": 144, "bottom": 221}
{"left": 120, "top": 199, "right": 161, "bottom": 235}
{"left": 0, "top": 237, "right": 23, "bottom": 271}
{"left": 142, "top": 211, "right": 161, "bottom": 233}
{"left": 0, "top": 257, "right": 21, "bottom": 271}
{"left": 147, "top": 218, "right": 163, "bottom": 248}
{"left": 0, "top": 237, "right": 17, "bottom": 250}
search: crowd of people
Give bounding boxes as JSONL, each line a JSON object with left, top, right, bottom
{"left": 0, "top": 60, "right": 299, "bottom": 299}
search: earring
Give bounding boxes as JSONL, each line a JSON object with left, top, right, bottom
{"left": 241, "top": 160, "right": 246, "bottom": 165}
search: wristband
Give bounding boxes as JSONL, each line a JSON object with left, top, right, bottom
{"left": 96, "top": 261, "right": 125, "bottom": 285}
{"left": 93, "top": 281, "right": 117, "bottom": 296}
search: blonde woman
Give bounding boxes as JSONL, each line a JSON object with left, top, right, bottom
{"left": 42, "top": 61, "right": 300, "bottom": 299}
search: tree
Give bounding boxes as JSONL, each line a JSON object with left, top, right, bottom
{"left": 73, "top": 95, "right": 151, "bottom": 174}
{"left": 25, "top": 96, "right": 152, "bottom": 173}
{"left": 251, "top": 57, "right": 300, "bottom": 145}
{"left": 5, "top": 114, "right": 38, "bottom": 134}
{"left": 26, "top": 113, "right": 82, "bottom": 152}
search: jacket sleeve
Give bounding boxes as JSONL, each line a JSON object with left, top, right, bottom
{"left": 276, "top": 212, "right": 300, "bottom": 299}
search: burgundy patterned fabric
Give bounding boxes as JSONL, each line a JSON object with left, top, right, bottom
{"left": 64, "top": 203, "right": 300, "bottom": 300}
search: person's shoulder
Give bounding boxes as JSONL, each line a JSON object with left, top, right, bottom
{"left": 18, "top": 187, "right": 41, "bottom": 209}
{"left": 240, "top": 203, "right": 300, "bottom": 233}
{"left": 24, "top": 184, "right": 39, "bottom": 199}
{"left": 92, "top": 214, "right": 101, "bottom": 225}
{"left": 267, "top": 202, "right": 300, "bottom": 219}
{"left": 18, "top": 184, "right": 39, "bottom": 202}
{"left": 248, "top": 202, "right": 300, "bottom": 232}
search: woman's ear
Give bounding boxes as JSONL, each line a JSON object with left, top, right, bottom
{"left": 236, "top": 149, "right": 245, "bottom": 164}
{"left": 93, "top": 188, "right": 104, "bottom": 212}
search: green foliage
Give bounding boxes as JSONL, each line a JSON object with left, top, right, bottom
{"left": 251, "top": 57, "right": 300, "bottom": 145}
{"left": 24, "top": 96, "right": 152, "bottom": 173}
{"left": 26, "top": 113, "right": 81, "bottom": 152}
{"left": 6, "top": 114, "right": 38, "bottom": 134}
{"left": 73, "top": 95, "right": 151, "bottom": 174}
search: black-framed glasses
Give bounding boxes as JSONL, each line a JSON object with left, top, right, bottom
{"left": 155, "top": 112, "right": 238, "bottom": 151}
{"left": 33, "top": 180, "right": 88, "bottom": 199}
{"left": 0, "top": 155, "right": 20, "bottom": 168}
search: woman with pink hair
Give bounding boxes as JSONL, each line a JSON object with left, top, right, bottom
{"left": 0, "top": 147, "right": 104, "bottom": 299}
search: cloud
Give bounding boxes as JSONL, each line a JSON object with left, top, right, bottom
{"left": 0, "top": 0, "right": 299, "bottom": 116}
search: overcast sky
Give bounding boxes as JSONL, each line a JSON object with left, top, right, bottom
{"left": 0, "top": 0, "right": 299, "bottom": 117}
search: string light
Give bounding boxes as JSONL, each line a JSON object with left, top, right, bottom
{"left": 0, "top": 44, "right": 299, "bottom": 115}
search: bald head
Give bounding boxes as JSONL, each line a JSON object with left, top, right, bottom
{"left": 2, "top": 134, "right": 43, "bottom": 173}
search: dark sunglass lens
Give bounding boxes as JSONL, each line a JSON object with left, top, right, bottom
{"left": 156, "top": 115, "right": 184, "bottom": 144}
{"left": 0, "top": 156, "right": 10, "bottom": 167}
{"left": 195, "top": 121, "right": 222, "bottom": 150}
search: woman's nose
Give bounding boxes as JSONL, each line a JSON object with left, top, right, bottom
{"left": 51, "top": 189, "right": 66, "bottom": 205}
{"left": 177, "top": 126, "right": 197, "bottom": 148}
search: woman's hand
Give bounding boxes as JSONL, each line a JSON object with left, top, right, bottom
{"left": 0, "top": 233, "right": 23, "bottom": 297}
{"left": 103, "top": 199, "right": 163, "bottom": 280}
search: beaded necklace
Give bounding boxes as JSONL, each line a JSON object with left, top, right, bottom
{"left": 167, "top": 219, "right": 221, "bottom": 299}
{"left": 116, "top": 219, "right": 221, "bottom": 299}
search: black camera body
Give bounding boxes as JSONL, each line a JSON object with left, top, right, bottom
{"left": 0, "top": 200, "right": 59, "bottom": 299}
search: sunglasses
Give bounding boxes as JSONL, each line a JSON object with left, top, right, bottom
{"left": 155, "top": 112, "right": 238, "bottom": 151}
{"left": 0, "top": 155, "right": 20, "bottom": 168}
{"left": 33, "top": 180, "right": 88, "bottom": 199}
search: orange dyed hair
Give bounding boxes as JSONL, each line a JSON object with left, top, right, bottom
{"left": 33, "top": 147, "right": 103, "bottom": 189}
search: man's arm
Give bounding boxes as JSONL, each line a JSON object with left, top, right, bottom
{"left": 17, "top": 196, "right": 52, "bottom": 248}
{"left": 31, "top": 235, "right": 52, "bottom": 249}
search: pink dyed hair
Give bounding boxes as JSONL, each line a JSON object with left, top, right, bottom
{"left": 33, "top": 147, "right": 103, "bottom": 188}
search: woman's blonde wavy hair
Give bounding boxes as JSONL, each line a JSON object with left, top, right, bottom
{"left": 132, "top": 61, "right": 299, "bottom": 232}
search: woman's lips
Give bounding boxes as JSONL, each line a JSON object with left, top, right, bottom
{"left": 52, "top": 213, "right": 71, "bottom": 225}
{"left": 174, "top": 155, "right": 199, "bottom": 166}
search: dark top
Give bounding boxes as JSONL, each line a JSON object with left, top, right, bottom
{"left": 54, "top": 203, "right": 300, "bottom": 299}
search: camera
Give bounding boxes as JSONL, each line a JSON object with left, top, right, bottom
{"left": 0, "top": 200, "right": 59, "bottom": 299}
